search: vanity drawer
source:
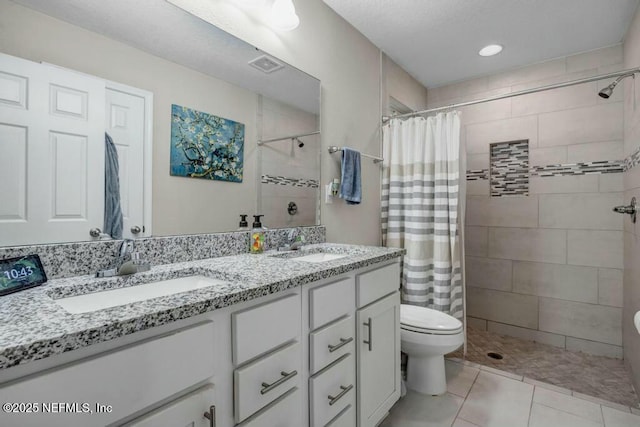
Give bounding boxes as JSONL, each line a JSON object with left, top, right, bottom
{"left": 326, "top": 404, "right": 356, "bottom": 427}
{"left": 309, "top": 277, "right": 355, "bottom": 330}
{"left": 309, "top": 354, "right": 356, "bottom": 427}
{"left": 0, "top": 322, "right": 215, "bottom": 427}
{"left": 309, "top": 315, "right": 355, "bottom": 374}
{"left": 232, "top": 293, "right": 301, "bottom": 366}
{"left": 356, "top": 262, "right": 400, "bottom": 308}
{"left": 237, "top": 387, "right": 302, "bottom": 427}
{"left": 234, "top": 341, "right": 301, "bottom": 423}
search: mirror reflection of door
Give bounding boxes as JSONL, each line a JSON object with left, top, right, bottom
{"left": 105, "top": 84, "right": 148, "bottom": 240}
{"left": 0, "top": 53, "right": 151, "bottom": 246}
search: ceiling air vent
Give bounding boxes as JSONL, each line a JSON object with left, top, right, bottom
{"left": 248, "top": 55, "right": 285, "bottom": 74}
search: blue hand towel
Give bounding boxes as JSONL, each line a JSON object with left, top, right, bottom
{"left": 339, "top": 147, "right": 362, "bottom": 205}
{"left": 104, "top": 132, "right": 123, "bottom": 239}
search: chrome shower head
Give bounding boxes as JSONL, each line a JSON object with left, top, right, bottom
{"left": 598, "top": 81, "right": 618, "bottom": 99}
{"left": 599, "top": 72, "right": 636, "bottom": 99}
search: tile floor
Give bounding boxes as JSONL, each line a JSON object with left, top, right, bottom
{"left": 448, "top": 327, "right": 638, "bottom": 408}
{"left": 380, "top": 359, "right": 640, "bottom": 427}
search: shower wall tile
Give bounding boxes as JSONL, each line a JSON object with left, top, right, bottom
{"left": 466, "top": 180, "right": 490, "bottom": 196}
{"left": 467, "top": 153, "right": 489, "bottom": 170}
{"left": 539, "top": 298, "right": 622, "bottom": 345}
{"left": 486, "top": 321, "right": 566, "bottom": 348}
{"left": 598, "top": 173, "right": 624, "bottom": 192}
{"left": 466, "top": 256, "right": 513, "bottom": 291}
{"left": 511, "top": 81, "right": 596, "bottom": 116}
{"left": 566, "top": 141, "right": 624, "bottom": 163}
{"left": 565, "top": 337, "right": 623, "bottom": 359}
{"left": 467, "top": 196, "right": 538, "bottom": 228}
{"left": 462, "top": 97, "right": 512, "bottom": 125}
{"left": 467, "top": 316, "right": 488, "bottom": 331}
{"left": 512, "top": 261, "right": 598, "bottom": 304}
{"left": 467, "top": 287, "right": 539, "bottom": 329}
{"left": 598, "top": 268, "right": 624, "bottom": 307}
{"left": 464, "top": 226, "right": 488, "bottom": 257}
{"left": 529, "top": 146, "right": 567, "bottom": 166}
{"left": 538, "top": 103, "right": 623, "bottom": 147}
{"left": 565, "top": 45, "right": 623, "bottom": 74}
{"left": 529, "top": 175, "right": 599, "bottom": 194}
{"left": 488, "top": 228, "right": 567, "bottom": 264}
{"left": 487, "top": 58, "right": 566, "bottom": 90}
{"left": 567, "top": 230, "right": 624, "bottom": 268}
{"left": 538, "top": 193, "right": 623, "bottom": 230}
{"left": 466, "top": 116, "right": 538, "bottom": 153}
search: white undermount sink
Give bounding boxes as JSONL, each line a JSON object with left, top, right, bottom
{"left": 54, "top": 275, "right": 226, "bottom": 314}
{"left": 292, "top": 253, "right": 347, "bottom": 263}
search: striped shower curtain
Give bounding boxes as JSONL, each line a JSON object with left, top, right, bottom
{"left": 381, "top": 112, "right": 465, "bottom": 320}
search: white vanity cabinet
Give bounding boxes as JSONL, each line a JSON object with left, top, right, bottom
{"left": 0, "top": 257, "right": 402, "bottom": 427}
{"left": 0, "top": 322, "right": 217, "bottom": 427}
{"left": 355, "top": 263, "right": 401, "bottom": 427}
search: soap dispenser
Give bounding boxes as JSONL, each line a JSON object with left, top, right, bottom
{"left": 238, "top": 214, "right": 249, "bottom": 231}
{"left": 250, "top": 215, "right": 266, "bottom": 254}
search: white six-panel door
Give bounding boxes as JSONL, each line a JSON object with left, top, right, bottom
{"left": 105, "top": 86, "right": 146, "bottom": 239}
{"left": 0, "top": 53, "right": 106, "bottom": 246}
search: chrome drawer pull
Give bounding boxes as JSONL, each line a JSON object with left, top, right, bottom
{"left": 203, "top": 405, "right": 216, "bottom": 427}
{"left": 363, "top": 318, "right": 373, "bottom": 351}
{"left": 261, "top": 370, "right": 298, "bottom": 395}
{"left": 328, "top": 384, "right": 354, "bottom": 406}
{"left": 328, "top": 337, "right": 353, "bottom": 353}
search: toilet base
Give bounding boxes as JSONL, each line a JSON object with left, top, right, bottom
{"left": 406, "top": 354, "right": 446, "bottom": 395}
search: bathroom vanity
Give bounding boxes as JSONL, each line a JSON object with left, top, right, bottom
{"left": 0, "top": 244, "right": 403, "bottom": 427}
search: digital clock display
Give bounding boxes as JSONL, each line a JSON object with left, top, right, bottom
{"left": 0, "top": 254, "right": 47, "bottom": 296}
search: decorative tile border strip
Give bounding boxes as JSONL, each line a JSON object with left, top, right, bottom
{"left": 530, "top": 160, "right": 624, "bottom": 177}
{"left": 466, "top": 169, "right": 489, "bottom": 180}
{"left": 261, "top": 174, "right": 319, "bottom": 188}
{"left": 490, "top": 140, "right": 529, "bottom": 197}
{"left": 467, "top": 159, "right": 625, "bottom": 181}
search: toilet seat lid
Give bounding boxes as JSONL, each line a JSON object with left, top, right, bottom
{"left": 400, "top": 304, "right": 463, "bottom": 332}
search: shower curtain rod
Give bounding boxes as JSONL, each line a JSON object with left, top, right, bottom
{"left": 382, "top": 67, "right": 640, "bottom": 123}
{"left": 257, "top": 130, "right": 320, "bottom": 145}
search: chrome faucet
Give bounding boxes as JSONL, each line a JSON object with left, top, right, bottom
{"left": 277, "top": 229, "right": 306, "bottom": 251}
{"left": 96, "top": 239, "right": 151, "bottom": 277}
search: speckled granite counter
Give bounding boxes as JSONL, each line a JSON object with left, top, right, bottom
{"left": 0, "top": 243, "right": 404, "bottom": 370}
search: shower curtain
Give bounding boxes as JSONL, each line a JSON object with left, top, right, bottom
{"left": 381, "top": 112, "right": 465, "bottom": 321}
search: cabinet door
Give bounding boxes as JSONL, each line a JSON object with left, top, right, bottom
{"left": 123, "top": 384, "right": 215, "bottom": 427}
{"left": 356, "top": 292, "right": 400, "bottom": 427}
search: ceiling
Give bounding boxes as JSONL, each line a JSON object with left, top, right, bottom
{"left": 9, "top": 0, "right": 320, "bottom": 113}
{"left": 323, "top": 0, "right": 639, "bottom": 88}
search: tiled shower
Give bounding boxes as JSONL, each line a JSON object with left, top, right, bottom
{"left": 430, "top": 45, "right": 631, "bottom": 364}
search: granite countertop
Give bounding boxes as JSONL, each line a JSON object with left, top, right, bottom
{"left": 0, "top": 243, "right": 404, "bottom": 371}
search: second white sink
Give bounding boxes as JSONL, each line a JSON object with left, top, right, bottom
{"left": 293, "top": 253, "right": 347, "bottom": 263}
{"left": 54, "top": 275, "right": 226, "bottom": 314}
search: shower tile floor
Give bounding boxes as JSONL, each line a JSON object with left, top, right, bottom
{"left": 448, "top": 327, "right": 638, "bottom": 408}
{"left": 380, "top": 359, "right": 640, "bottom": 427}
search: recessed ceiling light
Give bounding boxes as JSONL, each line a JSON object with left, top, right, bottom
{"left": 479, "top": 44, "right": 503, "bottom": 57}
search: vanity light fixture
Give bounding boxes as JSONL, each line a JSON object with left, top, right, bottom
{"left": 478, "top": 44, "right": 503, "bottom": 57}
{"left": 270, "top": 0, "right": 300, "bottom": 31}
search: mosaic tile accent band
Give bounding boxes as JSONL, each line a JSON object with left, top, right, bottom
{"left": 530, "top": 160, "right": 624, "bottom": 176}
{"left": 261, "top": 174, "right": 319, "bottom": 188}
{"left": 467, "top": 169, "right": 489, "bottom": 181}
{"left": 490, "top": 140, "right": 529, "bottom": 197}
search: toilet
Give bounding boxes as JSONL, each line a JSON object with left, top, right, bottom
{"left": 400, "top": 304, "right": 464, "bottom": 395}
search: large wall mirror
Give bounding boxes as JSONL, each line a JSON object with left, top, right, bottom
{"left": 0, "top": 0, "right": 321, "bottom": 247}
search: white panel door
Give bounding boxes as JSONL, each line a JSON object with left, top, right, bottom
{"left": 0, "top": 53, "right": 105, "bottom": 245}
{"left": 105, "top": 87, "right": 146, "bottom": 239}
